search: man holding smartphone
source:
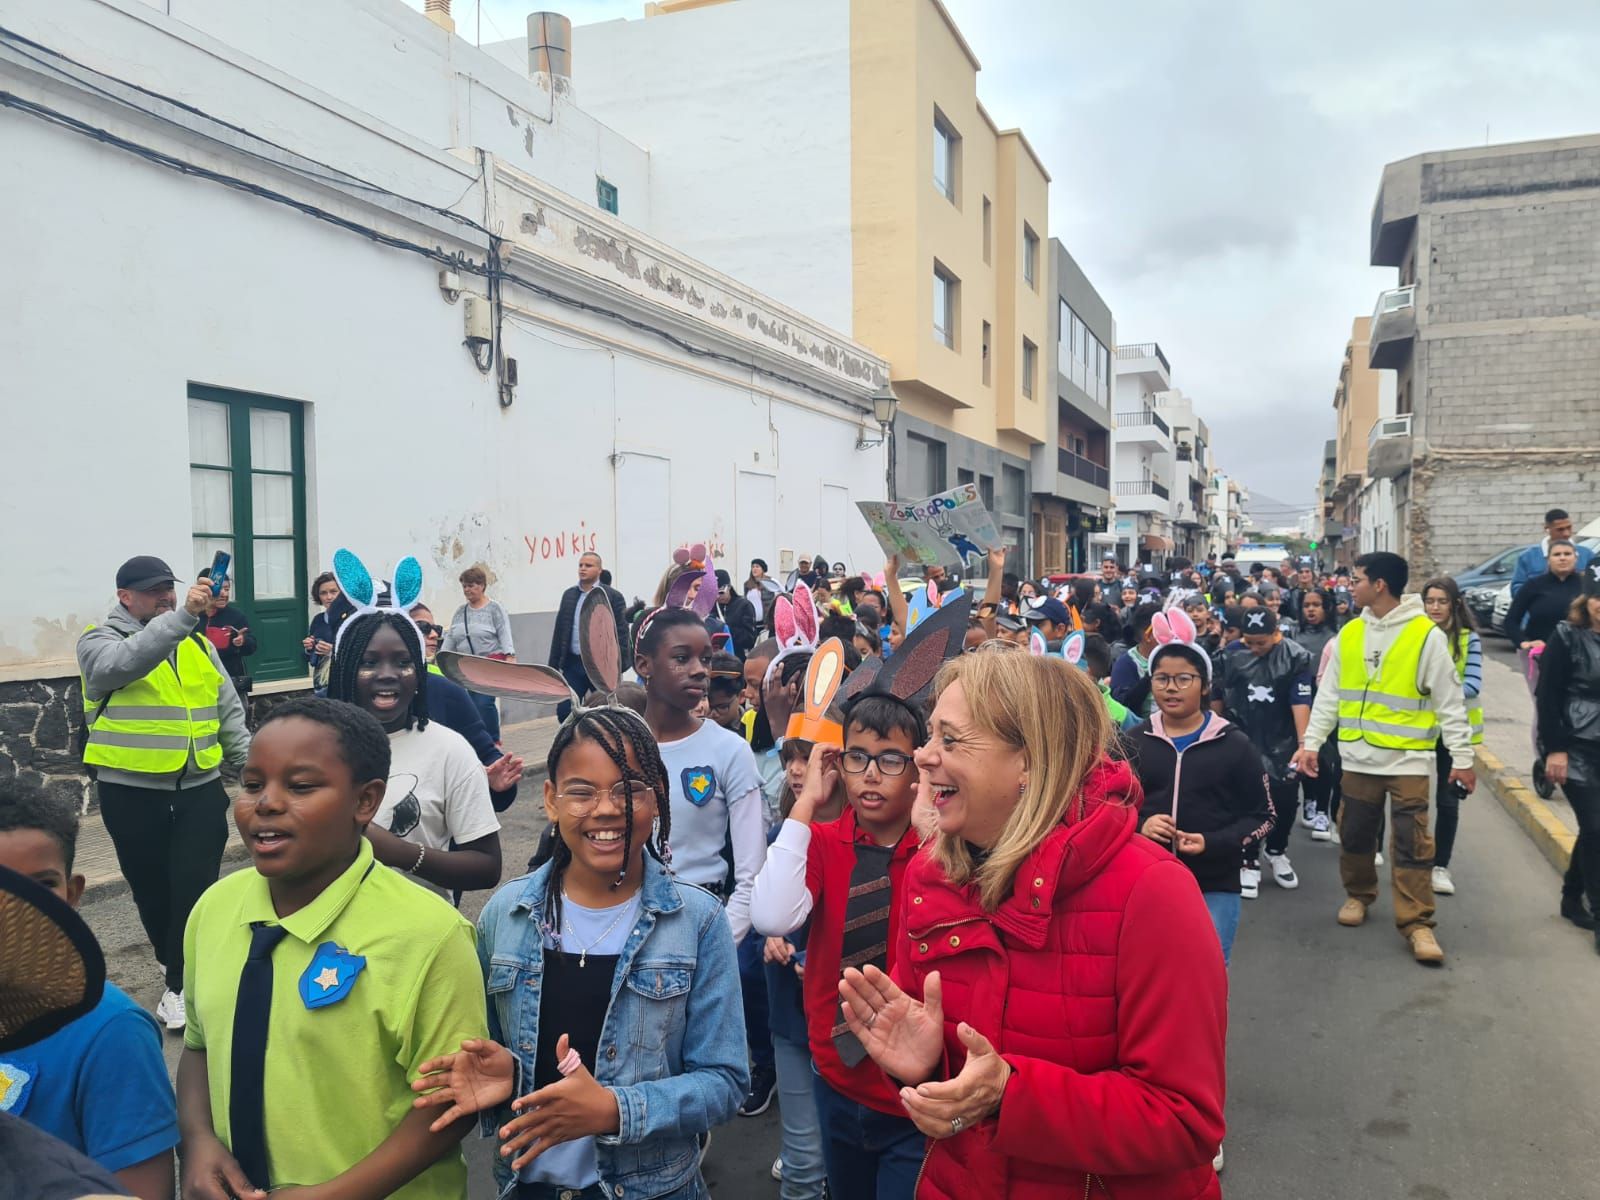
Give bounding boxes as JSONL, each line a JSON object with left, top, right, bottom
{"left": 75, "top": 555, "right": 251, "bottom": 1032}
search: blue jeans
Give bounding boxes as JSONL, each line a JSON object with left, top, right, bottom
{"left": 470, "top": 690, "right": 502, "bottom": 741}
{"left": 739, "top": 931, "right": 775, "bottom": 1074}
{"left": 772, "top": 1034, "right": 826, "bottom": 1199}
{"left": 556, "top": 653, "right": 591, "bottom": 722}
{"left": 811, "top": 1073, "right": 925, "bottom": 1200}
{"left": 1204, "top": 891, "right": 1241, "bottom": 966}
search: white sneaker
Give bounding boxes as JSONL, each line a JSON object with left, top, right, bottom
{"left": 1263, "top": 851, "right": 1299, "bottom": 889}
{"left": 1298, "top": 802, "right": 1316, "bottom": 830}
{"left": 155, "top": 989, "right": 186, "bottom": 1032}
{"left": 1375, "top": 851, "right": 1385, "bottom": 867}
{"left": 1432, "top": 866, "right": 1456, "bottom": 895}
{"left": 1240, "top": 866, "right": 1260, "bottom": 899}
{"left": 1310, "top": 813, "right": 1333, "bottom": 842}
{"left": 1213, "top": 1144, "right": 1225, "bottom": 1173}
{"left": 771, "top": 1157, "right": 783, "bottom": 1181}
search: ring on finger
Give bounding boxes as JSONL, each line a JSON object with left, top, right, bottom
{"left": 950, "top": 1116, "right": 963, "bottom": 1134}
{"left": 865, "top": 1010, "right": 878, "bottom": 1027}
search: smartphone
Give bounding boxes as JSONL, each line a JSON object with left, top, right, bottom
{"left": 1448, "top": 781, "right": 1470, "bottom": 801}
{"left": 208, "top": 549, "right": 232, "bottom": 596}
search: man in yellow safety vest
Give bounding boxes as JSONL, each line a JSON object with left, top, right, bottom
{"left": 1293, "top": 551, "right": 1476, "bottom": 966}
{"left": 75, "top": 555, "right": 250, "bottom": 1032}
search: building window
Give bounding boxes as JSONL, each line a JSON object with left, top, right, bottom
{"left": 933, "top": 262, "right": 958, "bottom": 348}
{"left": 1022, "top": 337, "right": 1037, "bottom": 398}
{"left": 982, "top": 320, "right": 992, "bottom": 386}
{"left": 933, "top": 109, "right": 959, "bottom": 203}
{"left": 958, "top": 468, "right": 975, "bottom": 489}
{"left": 906, "top": 432, "right": 947, "bottom": 495}
{"left": 1023, "top": 224, "right": 1038, "bottom": 289}
{"left": 978, "top": 474, "right": 995, "bottom": 512}
{"left": 1002, "top": 464, "right": 1025, "bottom": 514}
{"left": 982, "top": 197, "right": 991, "bottom": 264}
{"left": 596, "top": 177, "right": 618, "bottom": 214}
{"left": 187, "top": 384, "right": 308, "bottom": 682}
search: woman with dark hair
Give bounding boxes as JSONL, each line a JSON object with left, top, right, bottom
{"left": 1291, "top": 587, "right": 1344, "bottom": 841}
{"left": 839, "top": 651, "right": 1226, "bottom": 1200}
{"left": 1535, "top": 575, "right": 1600, "bottom": 947}
{"left": 328, "top": 610, "right": 502, "bottom": 894}
{"left": 302, "top": 569, "right": 341, "bottom": 680}
{"left": 1420, "top": 577, "right": 1482, "bottom": 896}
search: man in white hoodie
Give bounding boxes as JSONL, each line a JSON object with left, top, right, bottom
{"left": 1293, "top": 551, "right": 1476, "bottom": 965}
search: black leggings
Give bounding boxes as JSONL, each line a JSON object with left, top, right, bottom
{"left": 1434, "top": 742, "right": 1462, "bottom": 869}
{"left": 1561, "top": 778, "right": 1600, "bottom": 914}
{"left": 98, "top": 778, "right": 230, "bottom": 993}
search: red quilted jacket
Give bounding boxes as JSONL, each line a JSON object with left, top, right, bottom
{"left": 892, "top": 757, "right": 1227, "bottom": 1200}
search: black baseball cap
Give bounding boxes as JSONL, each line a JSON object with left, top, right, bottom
{"left": 1240, "top": 607, "right": 1278, "bottom": 635}
{"left": 115, "top": 556, "right": 179, "bottom": 591}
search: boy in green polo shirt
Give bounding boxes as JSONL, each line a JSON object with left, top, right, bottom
{"left": 177, "top": 698, "right": 488, "bottom": 1200}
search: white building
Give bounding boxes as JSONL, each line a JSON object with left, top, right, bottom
{"left": 1157, "top": 389, "right": 1214, "bottom": 564}
{"left": 1111, "top": 343, "right": 1176, "bottom": 567}
{"left": 1209, "top": 473, "right": 1250, "bottom": 557}
{"left": 0, "top": 0, "right": 889, "bottom": 746}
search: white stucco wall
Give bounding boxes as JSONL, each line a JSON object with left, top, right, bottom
{"left": 0, "top": 0, "right": 886, "bottom": 674}
{"left": 565, "top": 0, "right": 857, "bottom": 335}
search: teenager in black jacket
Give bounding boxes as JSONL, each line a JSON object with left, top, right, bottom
{"left": 1129, "top": 639, "right": 1274, "bottom": 965}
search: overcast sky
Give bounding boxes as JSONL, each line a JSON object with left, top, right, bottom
{"left": 415, "top": 0, "right": 1600, "bottom": 506}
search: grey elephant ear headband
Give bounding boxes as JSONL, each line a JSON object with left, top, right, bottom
{"left": 331, "top": 548, "right": 424, "bottom": 655}
{"left": 438, "top": 581, "right": 625, "bottom": 714}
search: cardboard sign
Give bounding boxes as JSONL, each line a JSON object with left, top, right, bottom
{"left": 857, "top": 484, "right": 1001, "bottom": 569}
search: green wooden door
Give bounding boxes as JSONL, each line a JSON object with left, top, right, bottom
{"left": 187, "top": 385, "right": 309, "bottom": 683}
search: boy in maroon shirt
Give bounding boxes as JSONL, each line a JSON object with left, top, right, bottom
{"left": 750, "top": 694, "right": 926, "bottom": 1200}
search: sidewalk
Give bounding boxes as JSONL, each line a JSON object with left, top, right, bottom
{"left": 1477, "top": 637, "right": 1576, "bottom": 873}
{"left": 76, "top": 714, "right": 562, "bottom": 901}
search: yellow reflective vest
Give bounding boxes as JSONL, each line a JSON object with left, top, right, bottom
{"left": 81, "top": 626, "right": 225, "bottom": 774}
{"left": 1456, "top": 630, "right": 1485, "bottom": 746}
{"left": 1335, "top": 613, "right": 1440, "bottom": 751}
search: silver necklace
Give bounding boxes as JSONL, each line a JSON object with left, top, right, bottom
{"left": 559, "top": 892, "right": 638, "bottom": 968}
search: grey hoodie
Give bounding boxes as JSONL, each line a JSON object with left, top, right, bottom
{"left": 76, "top": 604, "right": 251, "bottom": 789}
{"left": 1301, "top": 593, "right": 1474, "bottom": 777}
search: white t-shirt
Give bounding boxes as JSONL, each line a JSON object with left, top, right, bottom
{"left": 378, "top": 721, "right": 500, "bottom": 854}
{"left": 655, "top": 719, "right": 764, "bottom": 943}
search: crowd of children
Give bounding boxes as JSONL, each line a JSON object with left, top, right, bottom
{"left": 4, "top": 541, "right": 1493, "bottom": 1199}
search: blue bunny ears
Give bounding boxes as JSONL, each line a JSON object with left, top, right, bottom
{"left": 331, "top": 547, "right": 425, "bottom": 654}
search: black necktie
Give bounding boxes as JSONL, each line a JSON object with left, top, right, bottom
{"left": 832, "top": 842, "right": 896, "bottom": 1068}
{"left": 230, "top": 922, "right": 289, "bottom": 1189}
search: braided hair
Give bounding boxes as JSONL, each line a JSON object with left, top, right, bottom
{"left": 543, "top": 706, "right": 674, "bottom": 935}
{"left": 326, "top": 611, "right": 431, "bottom": 732}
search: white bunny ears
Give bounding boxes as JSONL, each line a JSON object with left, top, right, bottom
{"left": 764, "top": 581, "right": 821, "bottom": 686}
{"left": 330, "top": 547, "right": 425, "bottom": 655}
{"left": 1150, "top": 608, "right": 1210, "bottom": 680}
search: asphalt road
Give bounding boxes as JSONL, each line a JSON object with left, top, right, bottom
{"left": 84, "top": 711, "right": 1600, "bottom": 1198}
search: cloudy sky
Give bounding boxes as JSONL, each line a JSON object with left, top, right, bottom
{"left": 413, "top": 0, "right": 1600, "bottom": 507}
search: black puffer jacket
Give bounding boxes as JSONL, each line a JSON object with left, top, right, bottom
{"left": 1129, "top": 713, "right": 1276, "bottom": 894}
{"left": 1536, "top": 620, "right": 1600, "bottom": 785}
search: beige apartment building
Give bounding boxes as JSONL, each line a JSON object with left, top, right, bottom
{"left": 565, "top": 0, "right": 1055, "bottom": 571}
{"left": 1321, "top": 316, "right": 1390, "bottom": 566}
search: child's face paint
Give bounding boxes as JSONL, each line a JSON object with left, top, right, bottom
{"left": 353, "top": 624, "right": 419, "bottom": 732}
{"left": 237, "top": 717, "right": 383, "bottom": 887}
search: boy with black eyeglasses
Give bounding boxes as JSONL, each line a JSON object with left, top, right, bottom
{"left": 750, "top": 694, "right": 926, "bottom": 1200}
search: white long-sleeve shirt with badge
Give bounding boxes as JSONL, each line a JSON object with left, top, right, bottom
{"left": 378, "top": 720, "right": 500, "bottom": 871}
{"left": 1302, "top": 593, "right": 1475, "bottom": 777}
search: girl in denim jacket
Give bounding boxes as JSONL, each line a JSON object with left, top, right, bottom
{"left": 411, "top": 706, "right": 747, "bottom": 1200}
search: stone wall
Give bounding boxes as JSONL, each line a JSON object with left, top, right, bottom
{"left": 0, "top": 674, "right": 312, "bottom": 814}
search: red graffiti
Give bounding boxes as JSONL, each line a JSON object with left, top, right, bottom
{"left": 525, "top": 520, "right": 601, "bottom": 563}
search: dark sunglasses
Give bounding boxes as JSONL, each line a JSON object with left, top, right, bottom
{"left": 415, "top": 621, "right": 445, "bottom": 637}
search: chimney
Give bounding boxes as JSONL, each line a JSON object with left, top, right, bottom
{"left": 424, "top": 0, "right": 455, "bottom": 33}
{"left": 528, "top": 12, "right": 573, "bottom": 84}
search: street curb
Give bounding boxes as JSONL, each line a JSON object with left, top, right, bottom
{"left": 1477, "top": 748, "right": 1573, "bottom": 875}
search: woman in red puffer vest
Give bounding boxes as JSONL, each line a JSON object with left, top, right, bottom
{"left": 839, "top": 650, "right": 1227, "bottom": 1200}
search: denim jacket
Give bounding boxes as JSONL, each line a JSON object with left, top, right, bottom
{"left": 476, "top": 855, "right": 748, "bottom": 1200}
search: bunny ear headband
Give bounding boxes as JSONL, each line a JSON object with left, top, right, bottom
{"left": 1149, "top": 608, "right": 1210, "bottom": 680}
{"left": 330, "top": 548, "right": 425, "bottom": 656}
{"left": 436, "top": 650, "right": 578, "bottom": 708}
{"left": 764, "top": 580, "right": 821, "bottom": 686}
{"left": 1027, "top": 627, "right": 1087, "bottom": 670}
{"left": 663, "top": 543, "right": 718, "bottom": 618}
{"left": 578, "top": 586, "right": 623, "bottom": 698}
{"left": 786, "top": 637, "right": 848, "bottom": 747}
{"left": 840, "top": 590, "right": 971, "bottom": 710}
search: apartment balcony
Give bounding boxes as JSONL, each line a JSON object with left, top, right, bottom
{"left": 1114, "top": 342, "right": 1171, "bottom": 390}
{"left": 1172, "top": 499, "right": 1204, "bottom": 529}
{"left": 1369, "top": 286, "right": 1416, "bottom": 370}
{"left": 1115, "top": 478, "right": 1170, "bottom": 514}
{"left": 1367, "top": 413, "right": 1413, "bottom": 480}
{"left": 1113, "top": 407, "right": 1172, "bottom": 450}
{"left": 1057, "top": 448, "right": 1110, "bottom": 490}
{"left": 1370, "top": 158, "right": 1421, "bottom": 267}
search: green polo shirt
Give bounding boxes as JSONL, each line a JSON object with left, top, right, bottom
{"left": 182, "top": 838, "right": 486, "bottom": 1198}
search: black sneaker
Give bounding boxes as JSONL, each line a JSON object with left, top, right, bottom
{"left": 1561, "top": 895, "right": 1597, "bottom": 930}
{"left": 1534, "top": 759, "right": 1556, "bottom": 800}
{"left": 738, "top": 1065, "right": 777, "bottom": 1117}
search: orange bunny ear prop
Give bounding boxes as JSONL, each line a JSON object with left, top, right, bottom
{"left": 785, "top": 636, "right": 847, "bottom": 747}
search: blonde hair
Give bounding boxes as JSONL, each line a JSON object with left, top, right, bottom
{"left": 928, "top": 651, "right": 1114, "bottom": 911}
{"left": 651, "top": 562, "right": 697, "bottom": 607}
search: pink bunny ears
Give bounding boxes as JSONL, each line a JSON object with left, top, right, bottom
{"left": 1150, "top": 609, "right": 1211, "bottom": 680}
{"left": 765, "top": 581, "right": 820, "bottom": 685}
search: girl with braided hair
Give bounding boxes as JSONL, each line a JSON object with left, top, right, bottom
{"left": 410, "top": 703, "right": 748, "bottom": 1199}
{"left": 328, "top": 610, "right": 502, "bottom": 894}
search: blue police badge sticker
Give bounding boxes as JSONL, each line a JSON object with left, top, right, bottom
{"left": 681, "top": 766, "right": 717, "bottom": 807}
{"left": 0, "top": 1061, "right": 35, "bottom": 1114}
{"left": 299, "top": 941, "right": 367, "bottom": 1010}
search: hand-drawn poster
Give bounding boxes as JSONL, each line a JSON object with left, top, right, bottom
{"left": 857, "top": 484, "right": 1002, "bottom": 570}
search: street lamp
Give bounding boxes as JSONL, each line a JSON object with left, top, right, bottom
{"left": 856, "top": 383, "right": 898, "bottom": 449}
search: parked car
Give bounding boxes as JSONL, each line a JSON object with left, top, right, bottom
{"left": 1492, "top": 583, "right": 1513, "bottom": 638}
{"left": 1464, "top": 581, "right": 1502, "bottom": 636}
{"left": 1453, "top": 544, "right": 1523, "bottom": 591}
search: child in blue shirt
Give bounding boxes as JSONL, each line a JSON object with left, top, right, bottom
{"left": 0, "top": 776, "right": 178, "bottom": 1199}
